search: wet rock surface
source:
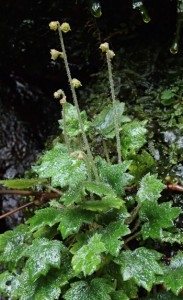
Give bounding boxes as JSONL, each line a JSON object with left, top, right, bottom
{"left": 0, "top": 73, "right": 60, "bottom": 230}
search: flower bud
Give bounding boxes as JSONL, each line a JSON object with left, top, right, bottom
{"left": 60, "top": 96, "right": 67, "bottom": 104}
{"left": 54, "top": 89, "right": 64, "bottom": 99}
{"left": 50, "top": 49, "right": 63, "bottom": 60}
{"left": 107, "top": 49, "right": 115, "bottom": 59}
{"left": 78, "top": 152, "right": 84, "bottom": 160}
{"left": 60, "top": 22, "right": 71, "bottom": 33}
{"left": 49, "top": 21, "right": 58, "bottom": 31}
{"left": 99, "top": 42, "right": 109, "bottom": 52}
{"left": 72, "top": 78, "right": 82, "bottom": 88}
{"left": 70, "top": 152, "right": 77, "bottom": 158}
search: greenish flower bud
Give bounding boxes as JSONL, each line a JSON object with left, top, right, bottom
{"left": 49, "top": 21, "right": 58, "bottom": 31}
{"left": 50, "top": 49, "right": 63, "bottom": 60}
{"left": 72, "top": 78, "right": 82, "bottom": 88}
{"left": 60, "top": 22, "right": 71, "bottom": 33}
{"left": 107, "top": 49, "right": 115, "bottom": 59}
{"left": 99, "top": 42, "right": 109, "bottom": 52}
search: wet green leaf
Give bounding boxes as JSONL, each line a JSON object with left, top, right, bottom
{"left": 100, "top": 221, "right": 130, "bottom": 256}
{"left": 0, "top": 178, "right": 47, "bottom": 189}
{"left": 59, "top": 103, "right": 91, "bottom": 137}
{"left": 120, "top": 120, "right": 147, "bottom": 158}
{"left": 160, "top": 252, "right": 183, "bottom": 295}
{"left": 114, "top": 247, "right": 163, "bottom": 291}
{"left": 83, "top": 181, "right": 116, "bottom": 196}
{"left": 24, "top": 238, "right": 64, "bottom": 281}
{"left": 111, "top": 290, "right": 129, "bottom": 300}
{"left": 27, "top": 207, "right": 63, "bottom": 232}
{"left": 89, "top": 0, "right": 102, "bottom": 18}
{"left": 11, "top": 251, "right": 74, "bottom": 300}
{"left": 129, "top": 150, "right": 155, "bottom": 181}
{"left": 33, "top": 143, "right": 87, "bottom": 188}
{"left": 92, "top": 101, "right": 130, "bottom": 138}
{"left": 0, "top": 271, "right": 14, "bottom": 297}
{"left": 64, "top": 278, "right": 113, "bottom": 300}
{"left": 140, "top": 201, "right": 181, "bottom": 239}
{"left": 97, "top": 158, "right": 133, "bottom": 195}
{"left": 81, "top": 195, "right": 124, "bottom": 212}
{"left": 58, "top": 207, "right": 94, "bottom": 239}
{"left": 0, "top": 224, "right": 30, "bottom": 265}
{"left": 72, "top": 233, "right": 106, "bottom": 275}
{"left": 61, "top": 187, "right": 83, "bottom": 206}
{"left": 137, "top": 173, "right": 165, "bottom": 203}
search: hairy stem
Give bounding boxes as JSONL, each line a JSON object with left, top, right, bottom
{"left": 57, "top": 23, "right": 99, "bottom": 181}
{"left": 106, "top": 51, "right": 122, "bottom": 163}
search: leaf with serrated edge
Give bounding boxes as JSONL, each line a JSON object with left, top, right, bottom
{"left": 59, "top": 103, "right": 91, "bottom": 137}
{"left": 11, "top": 251, "right": 74, "bottom": 300}
{"left": 33, "top": 143, "right": 87, "bottom": 188}
{"left": 72, "top": 233, "right": 106, "bottom": 276}
{"left": 120, "top": 120, "right": 147, "bottom": 158}
{"left": 27, "top": 207, "right": 63, "bottom": 232}
{"left": 139, "top": 201, "right": 181, "bottom": 240}
{"left": 24, "top": 238, "right": 64, "bottom": 282}
{"left": 100, "top": 221, "right": 130, "bottom": 256}
{"left": 114, "top": 247, "right": 163, "bottom": 291}
{"left": 83, "top": 181, "right": 116, "bottom": 196}
{"left": 0, "top": 224, "right": 30, "bottom": 264}
{"left": 58, "top": 207, "right": 94, "bottom": 239}
{"left": 137, "top": 173, "right": 165, "bottom": 203}
{"left": 0, "top": 178, "right": 47, "bottom": 189}
{"left": 159, "top": 252, "right": 183, "bottom": 295}
{"left": 97, "top": 158, "right": 133, "bottom": 195}
{"left": 81, "top": 195, "right": 124, "bottom": 212}
{"left": 0, "top": 271, "right": 14, "bottom": 297}
{"left": 63, "top": 278, "right": 114, "bottom": 300}
{"left": 111, "top": 290, "right": 129, "bottom": 300}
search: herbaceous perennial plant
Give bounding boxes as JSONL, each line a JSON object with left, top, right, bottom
{"left": 0, "top": 21, "right": 183, "bottom": 300}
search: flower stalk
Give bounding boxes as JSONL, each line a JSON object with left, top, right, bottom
{"left": 106, "top": 50, "right": 122, "bottom": 163}
{"left": 57, "top": 22, "right": 99, "bottom": 182}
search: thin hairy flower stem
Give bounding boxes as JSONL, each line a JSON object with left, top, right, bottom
{"left": 62, "top": 103, "right": 71, "bottom": 153}
{"left": 106, "top": 51, "right": 122, "bottom": 163}
{"left": 57, "top": 24, "right": 99, "bottom": 182}
{"left": 102, "top": 139, "right": 111, "bottom": 163}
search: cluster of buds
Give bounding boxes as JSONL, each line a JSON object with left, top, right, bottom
{"left": 70, "top": 151, "right": 84, "bottom": 160}
{"left": 99, "top": 42, "right": 115, "bottom": 59}
{"left": 49, "top": 21, "right": 71, "bottom": 33}
{"left": 49, "top": 22, "right": 71, "bottom": 61}
{"left": 53, "top": 89, "right": 67, "bottom": 104}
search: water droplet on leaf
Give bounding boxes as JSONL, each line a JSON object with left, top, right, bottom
{"left": 89, "top": 0, "right": 102, "bottom": 18}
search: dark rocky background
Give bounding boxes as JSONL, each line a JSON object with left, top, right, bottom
{"left": 0, "top": 0, "right": 181, "bottom": 230}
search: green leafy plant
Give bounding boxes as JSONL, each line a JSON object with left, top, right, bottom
{"left": 0, "top": 21, "right": 183, "bottom": 300}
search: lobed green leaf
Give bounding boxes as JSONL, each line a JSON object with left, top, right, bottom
{"left": 137, "top": 173, "right": 165, "bottom": 203}
{"left": 33, "top": 143, "right": 87, "bottom": 188}
{"left": 114, "top": 247, "right": 163, "bottom": 291}
{"left": 72, "top": 233, "right": 106, "bottom": 275}
{"left": 58, "top": 207, "right": 94, "bottom": 239}
{"left": 58, "top": 103, "right": 91, "bottom": 137}
{"left": 139, "top": 201, "right": 181, "bottom": 240}
{"left": 63, "top": 278, "right": 114, "bottom": 300}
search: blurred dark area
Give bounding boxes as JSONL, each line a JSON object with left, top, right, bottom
{"left": 0, "top": 0, "right": 179, "bottom": 230}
